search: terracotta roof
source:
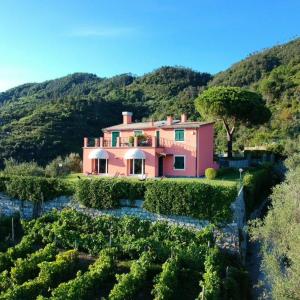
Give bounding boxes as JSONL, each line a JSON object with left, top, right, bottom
{"left": 102, "top": 120, "right": 214, "bottom": 132}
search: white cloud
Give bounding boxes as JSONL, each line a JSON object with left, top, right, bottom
{"left": 69, "top": 26, "right": 137, "bottom": 38}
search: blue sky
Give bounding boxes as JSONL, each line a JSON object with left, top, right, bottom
{"left": 0, "top": 0, "right": 299, "bottom": 91}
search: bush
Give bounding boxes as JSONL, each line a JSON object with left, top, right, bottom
{"left": 45, "top": 153, "right": 82, "bottom": 177}
{"left": 4, "top": 175, "right": 72, "bottom": 202}
{"left": 144, "top": 180, "right": 237, "bottom": 223}
{"left": 205, "top": 168, "right": 217, "bottom": 180}
{"left": 3, "top": 158, "right": 44, "bottom": 177}
{"left": 75, "top": 178, "right": 146, "bottom": 209}
{"left": 243, "top": 166, "right": 273, "bottom": 213}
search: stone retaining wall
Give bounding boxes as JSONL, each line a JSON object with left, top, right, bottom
{"left": 0, "top": 190, "right": 245, "bottom": 256}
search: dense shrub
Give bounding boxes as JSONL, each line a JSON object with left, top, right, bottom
{"left": 3, "top": 158, "right": 44, "bottom": 177}
{"left": 75, "top": 178, "right": 146, "bottom": 209}
{"left": 243, "top": 166, "right": 273, "bottom": 212}
{"left": 2, "top": 175, "right": 72, "bottom": 202}
{"left": 45, "top": 153, "right": 82, "bottom": 177}
{"left": 144, "top": 180, "right": 237, "bottom": 223}
{"left": 205, "top": 168, "right": 217, "bottom": 180}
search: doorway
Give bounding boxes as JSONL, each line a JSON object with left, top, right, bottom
{"left": 158, "top": 156, "right": 164, "bottom": 177}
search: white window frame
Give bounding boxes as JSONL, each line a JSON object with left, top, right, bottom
{"left": 173, "top": 155, "right": 185, "bottom": 171}
{"left": 97, "top": 159, "right": 108, "bottom": 174}
{"left": 129, "top": 159, "right": 145, "bottom": 175}
{"left": 174, "top": 129, "right": 185, "bottom": 142}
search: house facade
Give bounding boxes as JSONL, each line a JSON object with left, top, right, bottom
{"left": 82, "top": 112, "right": 217, "bottom": 177}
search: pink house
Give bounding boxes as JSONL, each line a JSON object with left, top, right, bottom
{"left": 82, "top": 112, "right": 217, "bottom": 178}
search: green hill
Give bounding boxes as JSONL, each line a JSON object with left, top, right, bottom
{"left": 0, "top": 67, "right": 210, "bottom": 165}
{"left": 0, "top": 39, "right": 298, "bottom": 165}
{"left": 210, "top": 38, "right": 300, "bottom": 153}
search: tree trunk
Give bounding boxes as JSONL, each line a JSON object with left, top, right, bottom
{"left": 227, "top": 132, "right": 233, "bottom": 158}
{"left": 222, "top": 119, "right": 235, "bottom": 158}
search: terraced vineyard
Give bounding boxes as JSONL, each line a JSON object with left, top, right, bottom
{"left": 0, "top": 209, "right": 247, "bottom": 299}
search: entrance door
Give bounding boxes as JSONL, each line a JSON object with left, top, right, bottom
{"left": 112, "top": 131, "right": 120, "bottom": 147}
{"left": 158, "top": 156, "right": 164, "bottom": 177}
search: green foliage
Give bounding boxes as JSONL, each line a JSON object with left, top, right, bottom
{"left": 0, "top": 209, "right": 246, "bottom": 300}
{"left": 195, "top": 86, "right": 270, "bottom": 125}
{"left": 205, "top": 168, "right": 217, "bottom": 180}
{"left": 0, "top": 214, "right": 22, "bottom": 252}
{"left": 243, "top": 166, "right": 273, "bottom": 213}
{"left": 198, "top": 247, "right": 223, "bottom": 300}
{"left": 250, "top": 166, "right": 300, "bottom": 299}
{"left": 152, "top": 255, "right": 180, "bottom": 300}
{"left": 4, "top": 175, "right": 72, "bottom": 202}
{"left": 144, "top": 180, "right": 237, "bottom": 223}
{"left": 10, "top": 243, "right": 57, "bottom": 285}
{"left": 75, "top": 178, "right": 146, "bottom": 209}
{"left": 45, "top": 153, "right": 82, "bottom": 177}
{"left": 0, "top": 68, "right": 210, "bottom": 165}
{"left": 210, "top": 38, "right": 300, "bottom": 153}
{"left": 48, "top": 248, "right": 116, "bottom": 300}
{"left": 1, "top": 250, "right": 79, "bottom": 300}
{"left": 108, "top": 251, "right": 153, "bottom": 300}
{"left": 3, "top": 158, "right": 44, "bottom": 176}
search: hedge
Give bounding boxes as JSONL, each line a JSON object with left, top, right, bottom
{"left": 143, "top": 180, "right": 237, "bottom": 223}
{"left": 0, "top": 175, "right": 73, "bottom": 202}
{"left": 75, "top": 178, "right": 146, "bottom": 209}
{"left": 243, "top": 166, "right": 273, "bottom": 213}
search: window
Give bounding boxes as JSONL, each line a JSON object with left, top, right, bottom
{"left": 134, "top": 130, "right": 143, "bottom": 136}
{"left": 174, "top": 156, "right": 185, "bottom": 170}
{"left": 175, "top": 129, "right": 184, "bottom": 141}
{"left": 99, "top": 159, "right": 108, "bottom": 174}
{"left": 129, "top": 159, "right": 145, "bottom": 175}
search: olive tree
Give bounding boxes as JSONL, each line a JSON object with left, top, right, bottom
{"left": 195, "top": 86, "right": 271, "bottom": 157}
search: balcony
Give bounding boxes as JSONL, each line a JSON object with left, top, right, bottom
{"left": 83, "top": 136, "right": 196, "bottom": 154}
{"left": 84, "top": 136, "right": 155, "bottom": 148}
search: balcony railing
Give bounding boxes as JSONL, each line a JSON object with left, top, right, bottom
{"left": 83, "top": 136, "right": 195, "bottom": 152}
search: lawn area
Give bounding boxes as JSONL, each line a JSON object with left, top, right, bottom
{"left": 63, "top": 168, "right": 242, "bottom": 185}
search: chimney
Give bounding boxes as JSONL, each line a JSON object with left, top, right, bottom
{"left": 181, "top": 113, "right": 187, "bottom": 123}
{"left": 122, "top": 112, "right": 133, "bottom": 124}
{"left": 167, "top": 116, "right": 173, "bottom": 125}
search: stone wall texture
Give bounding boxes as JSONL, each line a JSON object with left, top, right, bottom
{"left": 0, "top": 189, "right": 246, "bottom": 256}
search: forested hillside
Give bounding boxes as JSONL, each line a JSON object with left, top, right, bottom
{"left": 0, "top": 39, "right": 299, "bottom": 165}
{"left": 211, "top": 38, "right": 300, "bottom": 153}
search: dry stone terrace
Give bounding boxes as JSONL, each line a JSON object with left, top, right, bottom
{"left": 0, "top": 188, "right": 245, "bottom": 257}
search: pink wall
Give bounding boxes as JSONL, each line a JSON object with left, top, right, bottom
{"left": 197, "top": 124, "right": 216, "bottom": 176}
{"left": 83, "top": 147, "right": 158, "bottom": 177}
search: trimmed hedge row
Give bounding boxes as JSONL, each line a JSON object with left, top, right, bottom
{"left": 75, "top": 178, "right": 146, "bottom": 209}
{"left": 144, "top": 180, "right": 237, "bottom": 222}
{"left": 75, "top": 179, "right": 237, "bottom": 223}
{"left": 0, "top": 175, "right": 73, "bottom": 202}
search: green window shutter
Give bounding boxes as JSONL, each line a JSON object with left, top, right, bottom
{"left": 174, "top": 156, "right": 185, "bottom": 169}
{"left": 175, "top": 130, "right": 184, "bottom": 141}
